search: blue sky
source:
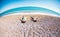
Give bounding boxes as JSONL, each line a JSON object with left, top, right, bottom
{"left": 0, "top": 0, "right": 60, "bottom": 14}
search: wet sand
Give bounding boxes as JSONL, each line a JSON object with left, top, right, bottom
{"left": 0, "top": 14, "right": 60, "bottom": 37}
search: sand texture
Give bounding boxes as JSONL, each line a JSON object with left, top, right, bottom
{"left": 0, "top": 15, "right": 60, "bottom": 37}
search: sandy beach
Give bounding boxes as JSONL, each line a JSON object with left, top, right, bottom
{"left": 0, "top": 14, "right": 60, "bottom": 37}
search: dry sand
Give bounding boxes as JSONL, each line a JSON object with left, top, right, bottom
{"left": 0, "top": 14, "right": 60, "bottom": 37}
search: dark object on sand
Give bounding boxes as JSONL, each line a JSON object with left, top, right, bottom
{"left": 31, "top": 17, "right": 37, "bottom": 22}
